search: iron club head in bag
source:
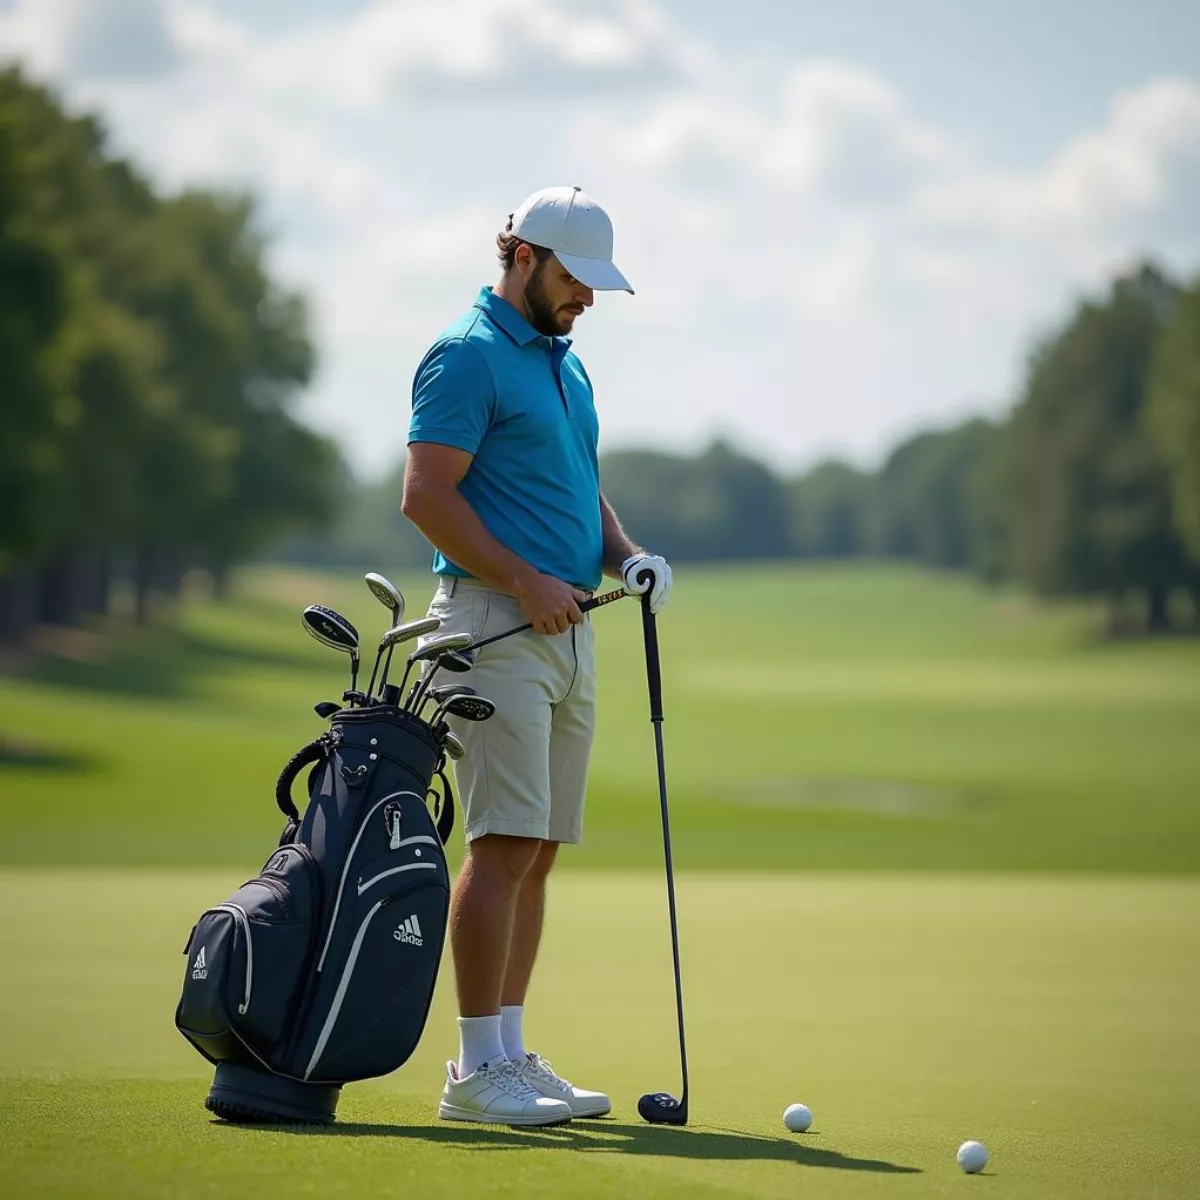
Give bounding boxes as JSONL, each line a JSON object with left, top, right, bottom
{"left": 364, "top": 574, "right": 408, "bottom": 700}
{"left": 442, "top": 730, "right": 465, "bottom": 761}
{"left": 364, "top": 572, "right": 405, "bottom": 625}
{"left": 400, "top": 636, "right": 474, "bottom": 710}
{"left": 408, "top": 648, "right": 476, "bottom": 713}
{"left": 415, "top": 683, "right": 476, "bottom": 722}
{"left": 432, "top": 693, "right": 496, "bottom": 727}
{"left": 301, "top": 605, "right": 360, "bottom": 695}
{"left": 371, "top": 616, "right": 442, "bottom": 700}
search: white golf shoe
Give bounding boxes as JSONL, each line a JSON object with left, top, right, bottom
{"left": 518, "top": 1053, "right": 611, "bottom": 1118}
{"left": 438, "top": 1056, "right": 573, "bottom": 1127}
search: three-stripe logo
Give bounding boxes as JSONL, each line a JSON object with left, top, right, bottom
{"left": 393, "top": 914, "right": 423, "bottom": 947}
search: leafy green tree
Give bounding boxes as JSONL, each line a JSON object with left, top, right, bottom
{"left": 870, "top": 419, "right": 998, "bottom": 568}
{"left": 1146, "top": 280, "right": 1200, "bottom": 565}
{"left": 787, "top": 460, "right": 871, "bottom": 557}
{"left": 995, "top": 263, "right": 1193, "bottom": 629}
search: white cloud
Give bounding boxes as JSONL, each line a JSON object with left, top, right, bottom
{"left": 2, "top": 0, "right": 1198, "bottom": 479}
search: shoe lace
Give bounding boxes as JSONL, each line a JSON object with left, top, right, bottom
{"left": 482, "top": 1058, "right": 541, "bottom": 1101}
{"left": 525, "top": 1054, "right": 572, "bottom": 1091}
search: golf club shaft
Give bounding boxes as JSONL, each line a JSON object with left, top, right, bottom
{"left": 641, "top": 595, "right": 689, "bottom": 1115}
{"left": 463, "top": 586, "right": 628, "bottom": 654}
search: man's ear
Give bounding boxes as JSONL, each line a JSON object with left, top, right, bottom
{"left": 513, "top": 242, "right": 535, "bottom": 274}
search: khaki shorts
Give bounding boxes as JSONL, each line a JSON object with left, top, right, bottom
{"left": 419, "top": 576, "right": 597, "bottom": 845}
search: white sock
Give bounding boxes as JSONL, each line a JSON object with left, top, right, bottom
{"left": 457, "top": 1014, "right": 505, "bottom": 1078}
{"left": 500, "top": 1005, "right": 527, "bottom": 1061}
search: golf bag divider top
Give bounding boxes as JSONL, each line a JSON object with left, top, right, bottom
{"left": 175, "top": 706, "right": 454, "bottom": 1125}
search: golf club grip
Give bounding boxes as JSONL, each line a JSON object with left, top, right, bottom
{"left": 639, "top": 593, "right": 663, "bottom": 723}
{"left": 464, "top": 586, "right": 627, "bottom": 653}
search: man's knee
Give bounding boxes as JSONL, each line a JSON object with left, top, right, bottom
{"left": 526, "top": 840, "right": 559, "bottom": 883}
{"left": 465, "top": 834, "right": 544, "bottom": 888}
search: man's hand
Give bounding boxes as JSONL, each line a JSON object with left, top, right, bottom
{"left": 514, "top": 571, "right": 590, "bottom": 635}
{"left": 621, "top": 553, "right": 673, "bottom": 614}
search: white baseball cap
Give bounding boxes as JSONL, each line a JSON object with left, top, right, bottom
{"left": 509, "top": 185, "right": 633, "bottom": 294}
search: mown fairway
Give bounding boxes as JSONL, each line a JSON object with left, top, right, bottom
{"left": 1, "top": 872, "right": 1197, "bottom": 1198}
{"left": 1, "top": 564, "right": 1198, "bottom": 1196}
{"left": 1, "top": 563, "right": 1197, "bottom": 872}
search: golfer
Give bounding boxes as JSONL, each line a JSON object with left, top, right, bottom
{"left": 402, "top": 186, "right": 672, "bottom": 1126}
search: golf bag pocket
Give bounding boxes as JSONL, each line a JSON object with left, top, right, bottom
{"left": 291, "top": 827, "right": 448, "bottom": 1084}
{"left": 176, "top": 845, "right": 320, "bottom": 1069}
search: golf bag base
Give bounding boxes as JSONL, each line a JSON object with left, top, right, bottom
{"left": 206, "top": 1063, "right": 341, "bottom": 1125}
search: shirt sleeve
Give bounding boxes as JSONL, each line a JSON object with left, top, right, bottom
{"left": 408, "top": 338, "right": 495, "bottom": 455}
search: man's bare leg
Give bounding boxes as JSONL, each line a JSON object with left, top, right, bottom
{"left": 450, "top": 833, "right": 542, "bottom": 1017}
{"left": 502, "top": 840, "right": 559, "bottom": 1008}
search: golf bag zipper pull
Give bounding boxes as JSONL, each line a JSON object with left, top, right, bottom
{"left": 389, "top": 810, "right": 402, "bottom": 850}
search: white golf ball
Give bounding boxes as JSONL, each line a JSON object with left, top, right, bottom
{"left": 783, "top": 1103, "right": 812, "bottom": 1133}
{"left": 957, "top": 1140, "right": 989, "bottom": 1173}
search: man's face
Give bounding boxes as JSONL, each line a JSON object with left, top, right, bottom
{"left": 522, "top": 251, "right": 594, "bottom": 337}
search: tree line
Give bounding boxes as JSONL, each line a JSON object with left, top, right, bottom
{"left": 285, "top": 261, "right": 1200, "bottom": 633}
{"left": 4, "top": 70, "right": 1198, "bottom": 644}
{"left": 0, "top": 67, "right": 340, "bottom": 644}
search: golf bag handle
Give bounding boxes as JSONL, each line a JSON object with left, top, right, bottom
{"left": 463, "top": 585, "right": 629, "bottom": 654}
{"left": 275, "top": 737, "right": 328, "bottom": 821}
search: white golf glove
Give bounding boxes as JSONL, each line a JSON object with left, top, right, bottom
{"left": 621, "top": 553, "right": 673, "bottom": 614}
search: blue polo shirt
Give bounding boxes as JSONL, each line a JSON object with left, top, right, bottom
{"left": 408, "top": 287, "right": 603, "bottom": 590}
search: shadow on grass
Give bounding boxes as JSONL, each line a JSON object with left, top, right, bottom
{"left": 29, "top": 620, "right": 319, "bottom": 701}
{"left": 0, "top": 738, "right": 99, "bottom": 771}
{"left": 213, "top": 1119, "right": 919, "bottom": 1174}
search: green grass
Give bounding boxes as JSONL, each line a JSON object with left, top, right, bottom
{"left": 2, "top": 870, "right": 1197, "bottom": 1198}
{"left": 1, "top": 562, "right": 1198, "bottom": 871}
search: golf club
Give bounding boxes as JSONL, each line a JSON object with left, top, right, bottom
{"left": 462, "top": 586, "right": 629, "bottom": 655}
{"left": 442, "top": 731, "right": 465, "bottom": 761}
{"left": 313, "top": 701, "right": 341, "bottom": 719}
{"left": 414, "top": 683, "right": 476, "bottom": 723}
{"left": 633, "top": 586, "right": 689, "bottom": 1127}
{"left": 371, "top": 616, "right": 442, "bottom": 699}
{"left": 431, "top": 693, "right": 496, "bottom": 727}
{"left": 301, "top": 605, "right": 360, "bottom": 696}
{"left": 406, "top": 642, "right": 475, "bottom": 713}
{"left": 364, "top": 573, "right": 406, "bottom": 699}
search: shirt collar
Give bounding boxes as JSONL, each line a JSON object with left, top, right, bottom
{"left": 475, "top": 286, "right": 571, "bottom": 353}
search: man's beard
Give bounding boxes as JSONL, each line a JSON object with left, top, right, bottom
{"left": 524, "top": 261, "right": 576, "bottom": 336}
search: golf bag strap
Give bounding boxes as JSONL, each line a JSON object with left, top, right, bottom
{"left": 275, "top": 735, "right": 333, "bottom": 821}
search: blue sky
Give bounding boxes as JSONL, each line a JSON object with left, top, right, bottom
{"left": 2, "top": 0, "right": 1198, "bottom": 480}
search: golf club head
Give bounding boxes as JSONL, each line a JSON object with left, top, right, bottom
{"left": 423, "top": 683, "right": 477, "bottom": 711}
{"left": 301, "top": 605, "right": 359, "bottom": 655}
{"left": 637, "top": 1092, "right": 688, "bottom": 1125}
{"left": 407, "top": 631, "right": 472, "bottom": 662}
{"left": 442, "top": 731, "right": 466, "bottom": 761}
{"left": 313, "top": 701, "right": 341, "bottom": 719}
{"left": 381, "top": 617, "right": 443, "bottom": 650}
{"left": 364, "top": 572, "right": 405, "bottom": 623}
{"left": 440, "top": 695, "right": 495, "bottom": 723}
{"left": 436, "top": 648, "right": 475, "bottom": 673}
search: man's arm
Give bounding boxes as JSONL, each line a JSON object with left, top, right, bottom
{"left": 600, "top": 492, "right": 642, "bottom": 579}
{"left": 403, "top": 444, "right": 588, "bottom": 635}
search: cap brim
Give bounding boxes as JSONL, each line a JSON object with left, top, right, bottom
{"left": 554, "top": 251, "right": 634, "bottom": 294}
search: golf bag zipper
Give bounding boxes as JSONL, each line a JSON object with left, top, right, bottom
{"left": 303, "top": 897, "right": 388, "bottom": 1080}
{"left": 315, "top": 790, "right": 424, "bottom": 973}
{"left": 214, "top": 903, "right": 253, "bottom": 1015}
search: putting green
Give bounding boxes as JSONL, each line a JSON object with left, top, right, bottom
{"left": 2, "top": 870, "right": 1196, "bottom": 1197}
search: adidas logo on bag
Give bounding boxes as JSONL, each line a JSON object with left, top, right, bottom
{"left": 393, "top": 914, "right": 423, "bottom": 947}
{"left": 192, "top": 946, "right": 208, "bottom": 980}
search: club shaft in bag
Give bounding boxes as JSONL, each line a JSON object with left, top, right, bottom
{"left": 641, "top": 595, "right": 689, "bottom": 1120}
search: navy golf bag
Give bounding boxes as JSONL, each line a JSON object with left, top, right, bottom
{"left": 175, "top": 705, "right": 455, "bottom": 1124}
